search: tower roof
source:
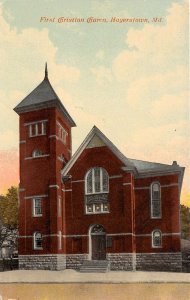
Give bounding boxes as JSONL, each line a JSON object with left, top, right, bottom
{"left": 14, "top": 64, "right": 76, "bottom": 127}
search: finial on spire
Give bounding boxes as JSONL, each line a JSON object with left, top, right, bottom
{"left": 45, "top": 62, "right": 48, "bottom": 79}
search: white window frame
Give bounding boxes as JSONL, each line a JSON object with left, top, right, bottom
{"left": 85, "top": 167, "right": 109, "bottom": 214}
{"left": 33, "top": 198, "right": 42, "bottom": 217}
{"left": 57, "top": 121, "right": 67, "bottom": 144}
{"left": 32, "top": 149, "right": 43, "bottom": 158}
{"left": 85, "top": 167, "right": 109, "bottom": 195}
{"left": 85, "top": 203, "right": 109, "bottom": 214}
{"left": 152, "top": 230, "right": 162, "bottom": 248}
{"left": 150, "top": 182, "right": 161, "bottom": 219}
{"left": 33, "top": 232, "right": 43, "bottom": 250}
{"left": 28, "top": 121, "right": 47, "bottom": 137}
{"left": 29, "top": 124, "right": 33, "bottom": 137}
{"left": 41, "top": 121, "right": 46, "bottom": 135}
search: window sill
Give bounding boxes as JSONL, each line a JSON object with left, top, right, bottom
{"left": 25, "top": 154, "right": 50, "bottom": 160}
{"left": 33, "top": 248, "right": 43, "bottom": 250}
{"left": 29, "top": 134, "right": 46, "bottom": 138}
{"left": 85, "top": 211, "right": 109, "bottom": 215}
{"left": 86, "top": 192, "right": 109, "bottom": 195}
{"left": 33, "top": 215, "right": 43, "bottom": 217}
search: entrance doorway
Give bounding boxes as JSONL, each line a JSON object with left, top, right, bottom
{"left": 91, "top": 225, "right": 106, "bottom": 260}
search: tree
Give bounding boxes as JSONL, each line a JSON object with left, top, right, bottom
{"left": 180, "top": 204, "right": 190, "bottom": 239}
{"left": 0, "top": 187, "right": 18, "bottom": 262}
{"left": 0, "top": 186, "right": 18, "bottom": 229}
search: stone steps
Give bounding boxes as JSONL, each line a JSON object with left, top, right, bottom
{"left": 80, "top": 260, "right": 110, "bottom": 273}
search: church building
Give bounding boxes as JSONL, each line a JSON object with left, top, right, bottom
{"left": 14, "top": 65, "right": 184, "bottom": 272}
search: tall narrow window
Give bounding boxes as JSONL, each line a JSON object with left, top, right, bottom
{"left": 152, "top": 230, "right": 162, "bottom": 248}
{"left": 41, "top": 121, "right": 46, "bottom": 135}
{"left": 151, "top": 182, "right": 161, "bottom": 218}
{"left": 33, "top": 232, "right": 43, "bottom": 249}
{"left": 85, "top": 167, "right": 109, "bottom": 214}
{"left": 33, "top": 198, "right": 42, "bottom": 216}
{"left": 57, "top": 122, "right": 67, "bottom": 144}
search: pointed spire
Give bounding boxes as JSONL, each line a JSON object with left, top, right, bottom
{"left": 45, "top": 62, "right": 48, "bottom": 79}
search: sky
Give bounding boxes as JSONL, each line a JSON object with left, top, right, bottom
{"left": 0, "top": 0, "right": 189, "bottom": 206}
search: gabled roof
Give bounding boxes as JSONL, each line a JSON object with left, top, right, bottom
{"left": 61, "top": 126, "right": 137, "bottom": 176}
{"left": 14, "top": 65, "right": 76, "bottom": 127}
{"left": 62, "top": 125, "right": 185, "bottom": 192}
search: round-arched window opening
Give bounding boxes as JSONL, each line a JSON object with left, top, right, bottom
{"left": 85, "top": 167, "right": 109, "bottom": 194}
{"left": 91, "top": 224, "right": 106, "bottom": 234}
{"left": 32, "top": 149, "right": 43, "bottom": 157}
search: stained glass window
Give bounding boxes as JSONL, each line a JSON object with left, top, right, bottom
{"left": 152, "top": 230, "right": 162, "bottom": 247}
{"left": 85, "top": 167, "right": 109, "bottom": 214}
{"left": 34, "top": 232, "right": 43, "bottom": 249}
{"left": 151, "top": 182, "right": 161, "bottom": 218}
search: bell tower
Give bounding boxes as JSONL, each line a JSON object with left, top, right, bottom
{"left": 14, "top": 64, "right": 76, "bottom": 270}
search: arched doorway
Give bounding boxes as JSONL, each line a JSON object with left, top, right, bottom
{"left": 90, "top": 224, "right": 106, "bottom": 260}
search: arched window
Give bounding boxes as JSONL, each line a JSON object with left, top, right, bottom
{"left": 32, "top": 149, "right": 42, "bottom": 157}
{"left": 152, "top": 230, "right": 162, "bottom": 248}
{"left": 85, "top": 167, "right": 109, "bottom": 214}
{"left": 151, "top": 182, "right": 161, "bottom": 218}
{"left": 85, "top": 167, "right": 109, "bottom": 194}
{"left": 33, "top": 232, "right": 43, "bottom": 249}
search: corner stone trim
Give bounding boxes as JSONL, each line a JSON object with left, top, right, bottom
{"left": 19, "top": 254, "right": 66, "bottom": 270}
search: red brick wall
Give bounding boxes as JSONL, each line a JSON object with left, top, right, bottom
{"left": 18, "top": 107, "right": 71, "bottom": 255}
{"left": 134, "top": 174, "right": 180, "bottom": 252}
{"left": 18, "top": 107, "right": 181, "bottom": 256}
{"left": 64, "top": 146, "right": 134, "bottom": 254}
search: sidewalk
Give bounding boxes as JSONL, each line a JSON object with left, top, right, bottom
{"left": 0, "top": 270, "right": 189, "bottom": 283}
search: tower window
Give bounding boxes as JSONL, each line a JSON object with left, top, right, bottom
{"left": 152, "top": 230, "right": 162, "bottom": 248}
{"left": 85, "top": 167, "right": 109, "bottom": 214}
{"left": 57, "top": 121, "right": 67, "bottom": 144}
{"left": 33, "top": 232, "right": 43, "bottom": 249}
{"left": 151, "top": 182, "right": 161, "bottom": 218}
{"left": 28, "top": 121, "right": 46, "bottom": 137}
{"left": 33, "top": 198, "right": 42, "bottom": 216}
{"left": 32, "top": 149, "right": 43, "bottom": 157}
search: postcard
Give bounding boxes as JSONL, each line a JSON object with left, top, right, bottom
{"left": 0, "top": 0, "right": 189, "bottom": 299}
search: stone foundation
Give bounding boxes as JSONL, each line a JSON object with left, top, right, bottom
{"left": 107, "top": 253, "right": 134, "bottom": 271}
{"left": 66, "top": 254, "right": 88, "bottom": 270}
{"left": 19, "top": 254, "right": 66, "bottom": 270}
{"left": 136, "top": 253, "right": 182, "bottom": 272}
{"left": 19, "top": 252, "right": 182, "bottom": 272}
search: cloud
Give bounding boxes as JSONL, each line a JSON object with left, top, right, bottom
{"left": 90, "top": 66, "right": 113, "bottom": 85}
{"left": 125, "top": 66, "right": 188, "bottom": 108}
{"left": 95, "top": 50, "right": 105, "bottom": 60}
{"left": 113, "top": 2, "right": 188, "bottom": 83}
{"left": 151, "top": 91, "right": 189, "bottom": 121}
{"left": 0, "top": 6, "right": 80, "bottom": 92}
